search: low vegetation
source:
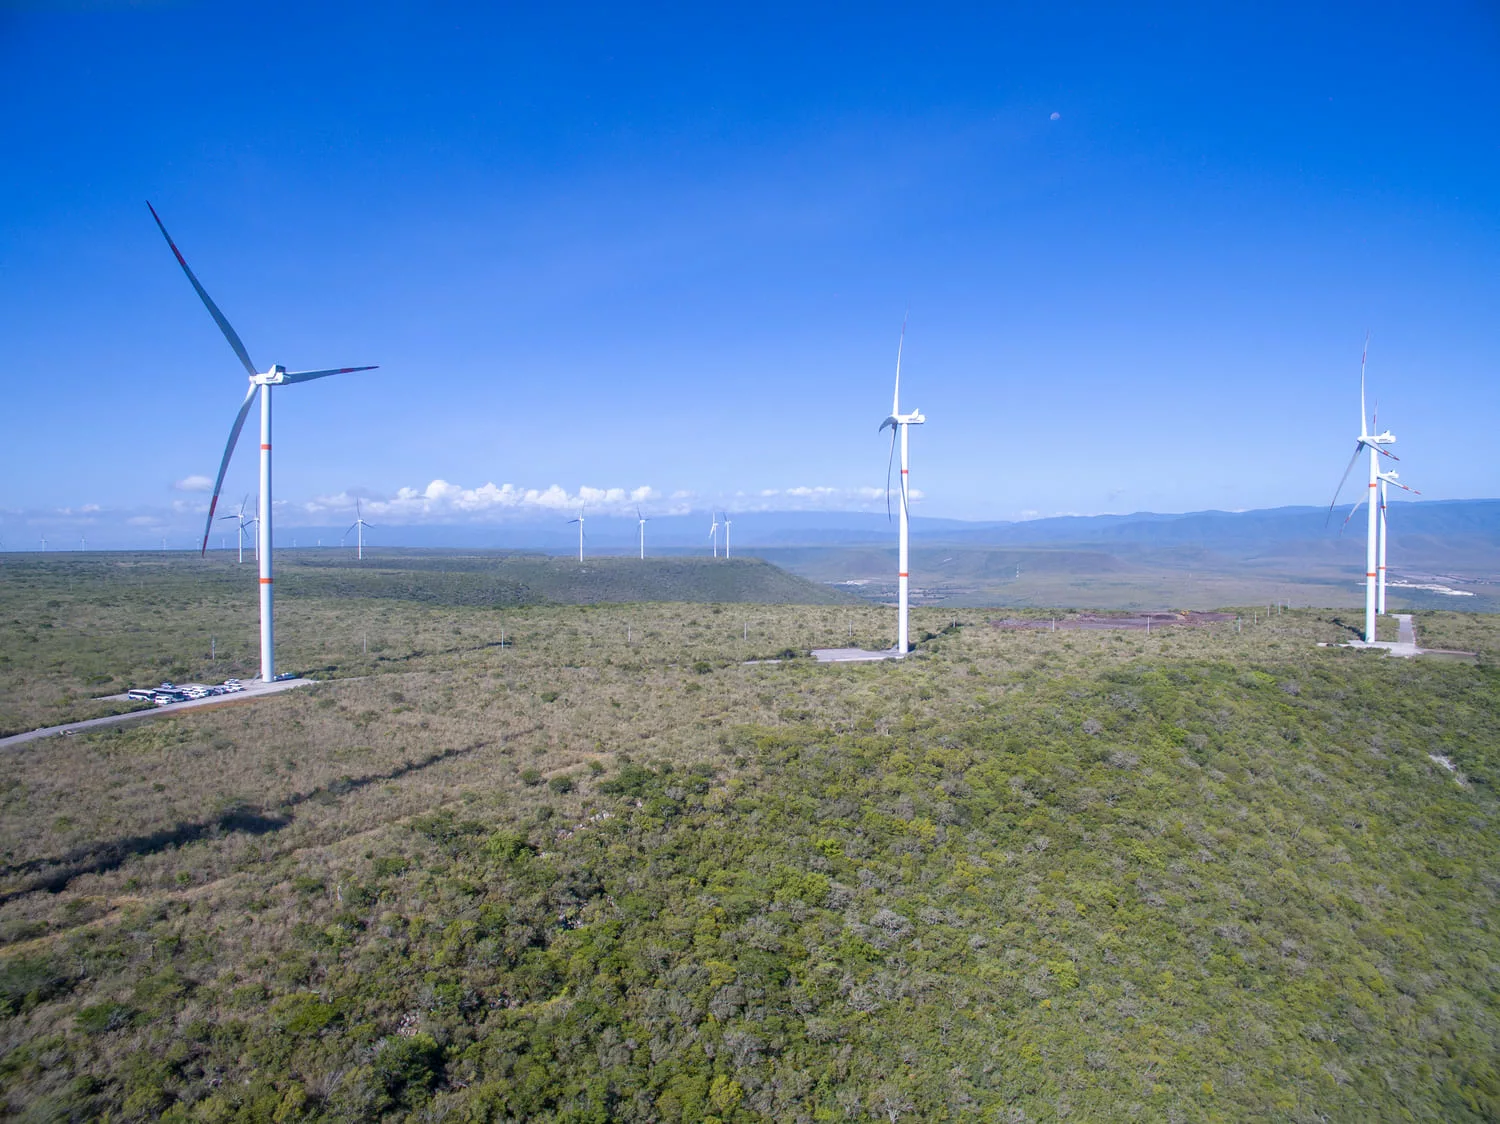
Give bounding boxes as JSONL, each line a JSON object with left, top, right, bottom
{"left": 1, "top": 554, "right": 1497, "bottom": 1121}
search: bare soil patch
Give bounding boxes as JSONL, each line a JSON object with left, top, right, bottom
{"left": 990, "top": 610, "right": 1235, "bottom": 631}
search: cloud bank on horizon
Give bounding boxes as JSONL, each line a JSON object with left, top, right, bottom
{"left": 0, "top": 478, "right": 930, "bottom": 539}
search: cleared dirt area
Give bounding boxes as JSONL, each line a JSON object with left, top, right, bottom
{"left": 990, "top": 610, "right": 1236, "bottom": 630}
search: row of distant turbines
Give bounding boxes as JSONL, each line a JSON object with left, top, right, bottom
{"left": 565, "top": 507, "right": 735, "bottom": 563}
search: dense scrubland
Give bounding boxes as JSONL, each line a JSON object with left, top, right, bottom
{"left": 1, "top": 553, "right": 1497, "bottom": 1122}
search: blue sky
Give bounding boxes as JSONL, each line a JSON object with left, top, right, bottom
{"left": 2, "top": 1, "right": 1497, "bottom": 546}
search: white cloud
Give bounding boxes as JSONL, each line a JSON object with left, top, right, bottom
{"left": 174, "top": 475, "right": 212, "bottom": 492}
{"left": 301, "top": 481, "right": 664, "bottom": 522}
{"left": 292, "top": 479, "right": 919, "bottom": 523}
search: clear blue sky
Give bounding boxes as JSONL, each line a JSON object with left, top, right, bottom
{"left": 2, "top": 1, "right": 1497, "bottom": 545}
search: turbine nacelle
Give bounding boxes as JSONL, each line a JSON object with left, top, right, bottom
{"left": 878, "top": 409, "right": 925, "bottom": 432}
{"left": 252, "top": 363, "right": 376, "bottom": 388}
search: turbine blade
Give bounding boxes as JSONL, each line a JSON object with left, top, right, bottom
{"left": 200, "top": 383, "right": 258, "bottom": 555}
{"left": 893, "top": 312, "right": 907, "bottom": 417}
{"left": 1359, "top": 331, "right": 1369, "bottom": 435}
{"left": 1325, "top": 442, "right": 1363, "bottom": 525}
{"left": 885, "top": 425, "right": 897, "bottom": 522}
{"left": 147, "top": 202, "right": 257, "bottom": 377}
{"left": 1339, "top": 496, "right": 1366, "bottom": 535}
{"left": 1387, "top": 479, "right": 1421, "bottom": 494}
{"left": 280, "top": 365, "right": 378, "bottom": 385}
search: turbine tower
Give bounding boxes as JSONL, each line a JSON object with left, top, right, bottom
{"left": 1377, "top": 469, "right": 1421, "bottom": 614}
{"left": 722, "top": 512, "right": 732, "bottom": 558}
{"left": 879, "top": 318, "right": 925, "bottom": 655}
{"left": 1326, "top": 334, "right": 1397, "bottom": 644}
{"left": 709, "top": 513, "right": 720, "bottom": 558}
{"left": 149, "top": 203, "right": 377, "bottom": 682}
{"left": 568, "top": 509, "right": 585, "bottom": 561}
{"left": 343, "top": 500, "right": 374, "bottom": 561}
{"left": 637, "top": 507, "right": 650, "bottom": 559}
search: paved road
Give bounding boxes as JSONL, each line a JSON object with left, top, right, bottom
{"left": 811, "top": 647, "right": 905, "bottom": 663}
{"left": 1395, "top": 614, "right": 1417, "bottom": 645}
{"left": 0, "top": 678, "right": 314, "bottom": 750}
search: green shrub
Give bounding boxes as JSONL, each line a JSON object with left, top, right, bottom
{"left": 0, "top": 957, "right": 72, "bottom": 1017}
{"left": 372, "top": 1032, "right": 442, "bottom": 1099}
{"left": 75, "top": 1002, "right": 136, "bottom": 1034}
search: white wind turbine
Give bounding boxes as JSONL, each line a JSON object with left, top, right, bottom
{"left": 709, "top": 512, "right": 720, "bottom": 558}
{"left": 637, "top": 507, "right": 651, "bottom": 559}
{"left": 218, "top": 495, "right": 254, "bottom": 564}
{"left": 879, "top": 318, "right": 925, "bottom": 655}
{"left": 150, "top": 203, "right": 378, "bottom": 682}
{"left": 568, "top": 508, "right": 586, "bottom": 561}
{"left": 722, "top": 512, "right": 732, "bottom": 558}
{"left": 1377, "top": 468, "right": 1421, "bottom": 614}
{"left": 343, "top": 500, "right": 374, "bottom": 561}
{"left": 1326, "top": 334, "right": 1397, "bottom": 644}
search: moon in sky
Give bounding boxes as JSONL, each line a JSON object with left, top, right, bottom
{"left": 1050, "top": 111, "right": 1061, "bottom": 120}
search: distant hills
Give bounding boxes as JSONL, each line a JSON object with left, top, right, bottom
{"left": 28, "top": 499, "right": 1497, "bottom": 611}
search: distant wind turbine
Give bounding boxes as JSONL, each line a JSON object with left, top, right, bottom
{"left": 148, "top": 202, "right": 378, "bottom": 682}
{"left": 722, "top": 512, "right": 732, "bottom": 558}
{"left": 39, "top": 536, "right": 46, "bottom": 552}
{"left": 1326, "top": 333, "right": 1397, "bottom": 643}
{"left": 343, "top": 500, "right": 374, "bottom": 561}
{"left": 219, "top": 495, "right": 254, "bottom": 564}
{"left": 879, "top": 316, "right": 925, "bottom": 655}
{"left": 709, "top": 512, "right": 720, "bottom": 558}
{"left": 637, "top": 507, "right": 650, "bottom": 559}
{"left": 79, "top": 535, "right": 86, "bottom": 551}
{"left": 568, "top": 508, "right": 586, "bottom": 562}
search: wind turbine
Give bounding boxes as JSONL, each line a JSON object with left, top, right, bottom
{"left": 39, "top": 536, "right": 46, "bottom": 552}
{"left": 1377, "top": 468, "right": 1421, "bottom": 614}
{"left": 343, "top": 500, "right": 374, "bottom": 561}
{"left": 149, "top": 203, "right": 377, "bottom": 682}
{"left": 79, "top": 535, "right": 86, "bottom": 551}
{"left": 879, "top": 317, "right": 925, "bottom": 655}
{"left": 637, "top": 507, "right": 650, "bottom": 559}
{"left": 1326, "top": 333, "right": 1397, "bottom": 643}
{"left": 709, "top": 512, "right": 720, "bottom": 558}
{"left": 568, "top": 508, "right": 586, "bottom": 561}
{"left": 722, "top": 512, "right": 732, "bottom": 558}
{"left": 218, "top": 495, "right": 254, "bottom": 564}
